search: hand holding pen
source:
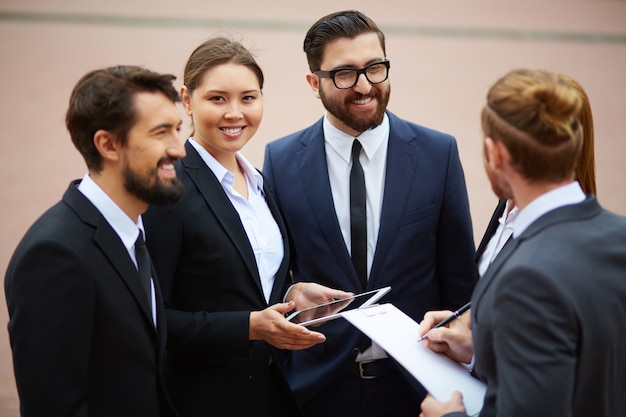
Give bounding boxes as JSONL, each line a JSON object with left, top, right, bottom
{"left": 418, "top": 301, "right": 471, "bottom": 342}
{"left": 418, "top": 302, "right": 474, "bottom": 364}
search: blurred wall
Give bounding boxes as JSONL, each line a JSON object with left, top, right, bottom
{"left": 1, "top": 1, "right": 625, "bottom": 415}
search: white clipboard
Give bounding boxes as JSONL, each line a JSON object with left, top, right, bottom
{"left": 342, "top": 303, "right": 486, "bottom": 415}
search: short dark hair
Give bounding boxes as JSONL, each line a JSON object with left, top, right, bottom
{"left": 303, "top": 10, "right": 386, "bottom": 72}
{"left": 65, "top": 65, "right": 180, "bottom": 172}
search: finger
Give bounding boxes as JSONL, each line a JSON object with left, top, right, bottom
{"left": 278, "top": 321, "right": 326, "bottom": 340}
{"left": 270, "top": 301, "right": 295, "bottom": 314}
{"left": 424, "top": 328, "right": 457, "bottom": 350}
{"left": 419, "top": 310, "right": 453, "bottom": 334}
{"left": 419, "top": 311, "right": 438, "bottom": 331}
{"left": 275, "top": 332, "right": 326, "bottom": 350}
{"left": 424, "top": 340, "right": 449, "bottom": 354}
{"left": 425, "top": 327, "right": 448, "bottom": 343}
{"left": 420, "top": 393, "right": 435, "bottom": 408}
{"left": 450, "top": 391, "right": 464, "bottom": 402}
{"left": 265, "top": 333, "right": 320, "bottom": 348}
{"left": 325, "top": 288, "right": 354, "bottom": 299}
{"left": 282, "top": 341, "right": 321, "bottom": 350}
{"left": 419, "top": 312, "right": 438, "bottom": 335}
{"left": 427, "top": 310, "right": 454, "bottom": 324}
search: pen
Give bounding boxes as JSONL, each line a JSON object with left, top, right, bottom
{"left": 417, "top": 301, "right": 471, "bottom": 342}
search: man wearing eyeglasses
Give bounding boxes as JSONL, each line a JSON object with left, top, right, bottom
{"left": 263, "top": 10, "right": 476, "bottom": 417}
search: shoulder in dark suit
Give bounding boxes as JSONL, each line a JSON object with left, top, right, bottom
{"left": 143, "top": 141, "right": 297, "bottom": 417}
{"left": 5, "top": 183, "right": 175, "bottom": 417}
{"left": 263, "top": 111, "right": 477, "bottom": 415}
{"left": 471, "top": 197, "right": 626, "bottom": 416}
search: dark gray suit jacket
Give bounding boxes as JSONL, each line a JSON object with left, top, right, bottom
{"left": 451, "top": 197, "right": 626, "bottom": 417}
{"left": 5, "top": 182, "right": 175, "bottom": 417}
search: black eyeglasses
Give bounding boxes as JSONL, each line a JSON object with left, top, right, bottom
{"left": 314, "top": 60, "right": 390, "bottom": 89}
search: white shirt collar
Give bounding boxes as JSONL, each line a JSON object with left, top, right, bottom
{"left": 501, "top": 199, "right": 520, "bottom": 227}
{"left": 77, "top": 173, "right": 144, "bottom": 249}
{"left": 323, "top": 113, "right": 389, "bottom": 163}
{"left": 189, "top": 138, "right": 263, "bottom": 193}
{"left": 513, "top": 181, "right": 586, "bottom": 238}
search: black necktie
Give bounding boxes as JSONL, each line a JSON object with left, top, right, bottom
{"left": 350, "top": 139, "right": 367, "bottom": 288}
{"left": 134, "top": 231, "right": 153, "bottom": 308}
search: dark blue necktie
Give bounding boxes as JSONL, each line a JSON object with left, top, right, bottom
{"left": 350, "top": 139, "right": 367, "bottom": 288}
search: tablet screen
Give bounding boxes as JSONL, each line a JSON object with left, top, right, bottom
{"left": 286, "top": 286, "right": 391, "bottom": 326}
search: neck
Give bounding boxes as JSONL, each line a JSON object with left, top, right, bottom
{"left": 511, "top": 178, "right": 574, "bottom": 211}
{"left": 326, "top": 112, "right": 364, "bottom": 138}
{"left": 194, "top": 136, "right": 240, "bottom": 173}
{"left": 507, "top": 199, "right": 516, "bottom": 214}
{"left": 89, "top": 170, "right": 147, "bottom": 222}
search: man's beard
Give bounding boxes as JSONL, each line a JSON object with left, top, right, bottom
{"left": 484, "top": 160, "right": 512, "bottom": 200}
{"left": 319, "top": 84, "right": 390, "bottom": 134}
{"left": 123, "top": 158, "right": 184, "bottom": 206}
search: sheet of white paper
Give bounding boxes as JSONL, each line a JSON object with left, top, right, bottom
{"left": 342, "top": 303, "right": 486, "bottom": 415}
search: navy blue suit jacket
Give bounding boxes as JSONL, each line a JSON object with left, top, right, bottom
{"left": 263, "top": 111, "right": 477, "bottom": 408}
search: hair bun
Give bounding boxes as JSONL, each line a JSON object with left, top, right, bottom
{"left": 528, "top": 81, "right": 581, "bottom": 134}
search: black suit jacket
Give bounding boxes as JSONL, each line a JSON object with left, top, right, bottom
{"left": 4, "top": 182, "right": 175, "bottom": 417}
{"left": 143, "top": 141, "right": 295, "bottom": 417}
{"left": 455, "top": 197, "right": 626, "bottom": 417}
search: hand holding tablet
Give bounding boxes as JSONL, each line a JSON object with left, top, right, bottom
{"left": 286, "top": 286, "right": 391, "bottom": 326}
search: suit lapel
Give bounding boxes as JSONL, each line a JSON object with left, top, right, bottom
{"left": 182, "top": 142, "right": 264, "bottom": 298}
{"left": 263, "top": 178, "right": 291, "bottom": 304}
{"left": 152, "top": 268, "right": 169, "bottom": 352}
{"left": 63, "top": 185, "right": 156, "bottom": 331}
{"left": 472, "top": 196, "right": 601, "bottom": 309}
{"left": 472, "top": 234, "right": 520, "bottom": 309}
{"left": 475, "top": 200, "right": 507, "bottom": 261}
{"left": 93, "top": 226, "right": 155, "bottom": 319}
{"left": 296, "top": 123, "right": 360, "bottom": 288}
{"left": 369, "top": 114, "right": 419, "bottom": 286}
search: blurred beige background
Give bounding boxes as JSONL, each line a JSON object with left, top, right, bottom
{"left": 1, "top": 1, "right": 625, "bottom": 415}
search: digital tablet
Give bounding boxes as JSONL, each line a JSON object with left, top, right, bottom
{"left": 286, "top": 286, "right": 391, "bottom": 326}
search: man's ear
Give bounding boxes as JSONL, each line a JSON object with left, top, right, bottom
{"left": 180, "top": 85, "right": 192, "bottom": 116}
{"left": 486, "top": 137, "right": 515, "bottom": 175}
{"left": 305, "top": 73, "right": 321, "bottom": 99}
{"left": 93, "top": 130, "right": 120, "bottom": 163}
{"left": 484, "top": 137, "right": 503, "bottom": 171}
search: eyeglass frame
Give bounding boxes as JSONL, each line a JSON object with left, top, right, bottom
{"left": 314, "top": 60, "right": 391, "bottom": 90}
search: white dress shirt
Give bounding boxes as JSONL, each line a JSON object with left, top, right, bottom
{"left": 189, "top": 139, "right": 283, "bottom": 303}
{"left": 469, "top": 181, "right": 586, "bottom": 373}
{"left": 323, "top": 113, "right": 389, "bottom": 279}
{"left": 477, "top": 200, "right": 519, "bottom": 278}
{"left": 323, "top": 114, "right": 390, "bottom": 362}
{"left": 77, "top": 173, "right": 157, "bottom": 326}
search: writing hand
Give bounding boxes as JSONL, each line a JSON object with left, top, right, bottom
{"left": 419, "top": 309, "right": 473, "bottom": 364}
